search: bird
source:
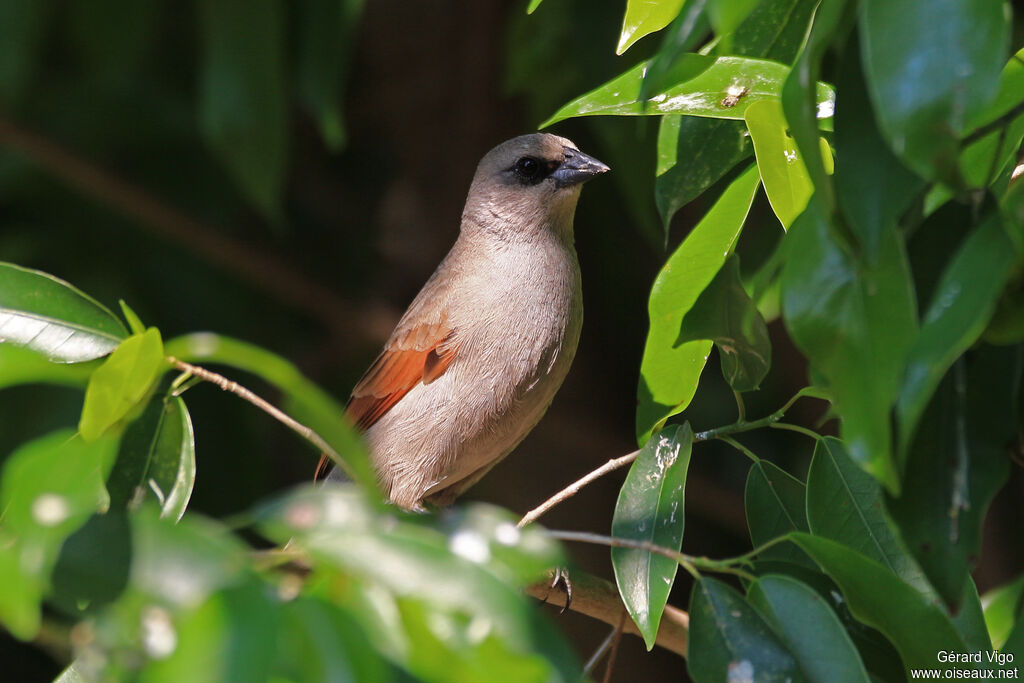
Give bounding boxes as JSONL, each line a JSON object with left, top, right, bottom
{"left": 319, "top": 133, "right": 609, "bottom": 511}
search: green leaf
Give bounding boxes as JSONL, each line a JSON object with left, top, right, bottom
{"left": 51, "top": 511, "right": 132, "bottom": 616}
{"left": 0, "top": 345, "right": 97, "bottom": 391}
{"left": 142, "top": 580, "right": 279, "bottom": 683}
{"left": 655, "top": 115, "right": 751, "bottom": 231}
{"left": 896, "top": 213, "right": 1018, "bottom": 455}
{"left": 525, "top": 0, "right": 544, "bottom": 14}
{"left": 790, "top": 533, "right": 969, "bottom": 674}
{"left": 79, "top": 328, "right": 165, "bottom": 441}
{"left": 745, "top": 100, "right": 831, "bottom": 229}
{"left": 983, "top": 575, "right": 1024, "bottom": 650}
{"left": 747, "top": 574, "right": 870, "bottom": 682}
{"left": 119, "top": 300, "right": 146, "bottom": 336}
{"left": 107, "top": 392, "right": 196, "bottom": 521}
{"left": 0, "top": 0, "right": 50, "bottom": 107}
{"left": 640, "top": 0, "right": 710, "bottom": 102}
{"left": 705, "top": 0, "right": 758, "bottom": 37}
{"left": 0, "top": 429, "right": 117, "bottom": 639}
{"left": 888, "top": 346, "right": 1020, "bottom": 610}
{"left": 958, "top": 46, "right": 1024, "bottom": 188}
{"left": 953, "top": 577, "right": 994, "bottom": 653}
{"left": 542, "top": 54, "right": 835, "bottom": 127}
{"left": 198, "top": 0, "right": 288, "bottom": 221}
{"left": 617, "top": 0, "right": 686, "bottom": 55}
{"left": 744, "top": 460, "right": 811, "bottom": 567}
{"left": 780, "top": 0, "right": 848, "bottom": 211}
{"left": 677, "top": 255, "right": 771, "bottom": 391}
{"left": 687, "top": 576, "right": 801, "bottom": 682}
{"left": 637, "top": 165, "right": 760, "bottom": 442}
{"left": 0, "top": 262, "right": 127, "bottom": 363}
{"left": 296, "top": 0, "right": 364, "bottom": 151}
{"left": 611, "top": 424, "right": 693, "bottom": 650}
{"left": 805, "top": 437, "right": 934, "bottom": 600}
{"left": 164, "top": 333, "right": 375, "bottom": 492}
{"left": 859, "top": 0, "right": 1010, "bottom": 181}
{"left": 718, "top": 0, "right": 819, "bottom": 63}
{"left": 780, "top": 198, "right": 918, "bottom": 493}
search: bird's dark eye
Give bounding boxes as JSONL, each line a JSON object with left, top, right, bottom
{"left": 513, "top": 156, "right": 542, "bottom": 180}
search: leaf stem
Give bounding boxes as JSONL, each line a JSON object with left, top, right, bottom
{"left": 719, "top": 436, "right": 760, "bottom": 463}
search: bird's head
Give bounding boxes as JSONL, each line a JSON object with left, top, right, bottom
{"left": 463, "top": 133, "right": 609, "bottom": 243}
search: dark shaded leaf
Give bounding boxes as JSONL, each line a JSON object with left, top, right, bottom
{"left": 720, "top": 0, "right": 818, "bottom": 63}
{"left": 887, "top": 346, "right": 1021, "bottom": 610}
{"left": 744, "top": 460, "right": 811, "bottom": 567}
{"left": 806, "top": 438, "right": 934, "bottom": 600}
{"left": 198, "top": 0, "right": 288, "bottom": 220}
{"left": 107, "top": 393, "right": 196, "bottom": 521}
{"left": 638, "top": 166, "right": 760, "bottom": 442}
{"left": 687, "top": 576, "right": 802, "bottom": 682}
{"left": 677, "top": 255, "right": 771, "bottom": 391}
{"left": 747, "top": 574, "right": 870, "bottom": 682}
{"left": 859, "top": 0, "right": 1010, "bottom": 181}
{"left": 79, "top": 328, "right": 165, "bottom": 441}
{"left": 51, "top": 511, "right": 132, "bottom": 615}
{"left": 791, "top": 533, "right": 969, "bottom": 675}
{"left": 0, "top": 262, "right": 127, "bottom": 363}
{"left": 780, "top": 198, "right": 918, "bottom": 492}
{"left": 611, "top": 424, "right": 693, "bottom": 649}
{"left": 953, "top": 578, "right": 994, "bottom": 653}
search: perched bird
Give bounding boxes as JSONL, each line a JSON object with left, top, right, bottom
{"left": 320, "top": 133, "right": 609, "bottom": 510}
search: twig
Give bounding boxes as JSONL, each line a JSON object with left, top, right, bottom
{"left": 167, "top": 357, "right": 350, "bottom": 476}
{"left": 603, "top": 610, "right": 627, "bottom": 683}
{"left": 525, "top": 570, "right": 689, "bottom": 658}
{"left": 719, "top": 435, "right": 760, "bottom": 463}
{"left": 583, "top": 627, "right": 619, "bottom": 676}
{"left": 517, "top": 450, "right": 639, "bottom": 528}
{"left": 963, "top": 100, "right": 1024, "bottom": 146}
{"left": 0, "top": 114, "right": 391, "bottom": 342}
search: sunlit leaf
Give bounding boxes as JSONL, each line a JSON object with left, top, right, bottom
{"left": 637, "top": 165, "right": 760, "bottom": 442}
{"left": 617, "top": 0, "right": 687, "bottom": 55}
{"left": 747, "top": 574, "right": 870, "bottom": 682}
{"left": 677, "top": 255, "right": 771, "bottom": 391}
{"left": 983, "top": 575, "right": 1024, "bottom": 650}
{"left": 704, "top": 0, "right": 758, "bottom": 37}
{"left": 611, "top": 424, "right": 693, "bottom": 650}
{"left": 0, "top": 262, "right": 126, "bottom": 363}
{"left": 79, "top": 328, "right": 165, "bottom": 441}
{"left": 542, "top": 54, "right": 835, "bottom": 127}
{"left": 859, "top": 0, "right": 1010, "bottom": 181}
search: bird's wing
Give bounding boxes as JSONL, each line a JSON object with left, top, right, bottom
{"left": 314, "top": 305, "right": 459, "bottom": 481}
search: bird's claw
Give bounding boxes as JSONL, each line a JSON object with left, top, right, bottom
{"left": 550, "top": 566, "right": 573, "bottom": 614}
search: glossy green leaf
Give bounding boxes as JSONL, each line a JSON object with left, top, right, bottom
{"left": 705, "top": 0, "right": 758, "bottom": 37}
{"left": 747, "top": 574, "right": 870, "bottom": 682}
{"left": 79, "top": 328, "right": 165, "bottom": 441}
{"left": 0, "top": 429, "right": 117, "bottom": 639}
{"left": 719, "top": 0, "right": 818, "bottom": 62}
{"left": 542, "top": 54, "right": 835, "bottom": 127}
{"left": 296, "top": 0, "right": 364, "bottom": 151}
{"left": 617, "top": 0, "right": 686, "bottom": 55}
{"left": 276, "top": 596, "right": 390, "bottom": 683}
{"left": 677, "top": 255, "right": 771, "bottom": 391}
{"left": 745, "top": 100, "right": 831, "bottom": 229}
{"left": 959, "top": 47, "right": 1024, "bottom": 188}
{"left": 896, "top": 214, "right": 1018, "bottom": 455}
{"left": 107, "top": 393, "right": 196, "bottom": 521}
{"left": 655, "top": 115, "right": 751, "bottom": 230}
{"left": 637, "top": 165, "right": 760, "bottom": 442}
{"left": 640, "top": 0, "right": 709, "bottom": 102}
{"left": 611, "top": 424, "right": 693, "bottom": 650}
{"left": 119, "top": 300, "right": 146, "bottom": 336}
{"left": 198, "top": 0, "right": 287, "bottom": 220}
{"left": 0, "top": 0, "right": 50, "bottom": 106}
{"left": 805, "top": 437, "right": 934, "bottom": 600}
{"left": 0, "top": 262, "right": 127, "bottom": 362}
{"left": 888, "top": 346, "right": 1020, "bottom": 610}
{"left": 780, "top": 198, "right": 918, "bottom": 492}
{"left": 744, "top": 460, "right": 811, "bottom": 567}
{"left": 164, "top": 332, "right": 375, "bottom": 491}
{"left": 781, "top": 0, "right": 848, "bottom": 211}
{"left": 525, "top": 0, "right": 543, "bottom": 14}
{"left": 791, "top": 533, "right": 969, "bottom": 675}
{"left": 142, "top": 580, "right": 279, "bottom": 683}
{"left": 983, "top": 575, "right": 1024, "bottom": 650}
{"left": 833, "top": 37, "right": 923, "bottom": 257}
{"left": 859, "top": 0, "right": 1010, "bottom": 181}
{"left": 687, "top": 576, "right": 801, "bottom": 682}
{"left": 53, "top": 662, "right": 88, "bottom": 683}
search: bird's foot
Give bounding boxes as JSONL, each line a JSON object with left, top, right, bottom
{"left": 549, "top": 566, "right": 573, "bottom": 614}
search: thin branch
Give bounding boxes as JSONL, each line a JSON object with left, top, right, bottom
{"left": 0, "top": 114, "right": 393, "bottom": 342}
{"left": 719, "top": 435, "right": 760, "bottom": 464}
{"left": 583, "top": 627, "right": 619, "bottom": 676}
{"left": 768, "top": 421, "right": 822, "bottom": 441}
{"left": 517, "top": 450, "right": 639, "bottom": 528}
{"left": 167, "top": 357, "right": 351, "bottom": 477}
{"left": 602, "top": 610, "right": 627, "bottom": 683}
{"left": 525, "top": 570, "right": 689, "bottom": 658}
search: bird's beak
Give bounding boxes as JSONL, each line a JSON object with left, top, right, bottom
{"left": 552, "top": 147, "right": 610, "bottom": 187}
